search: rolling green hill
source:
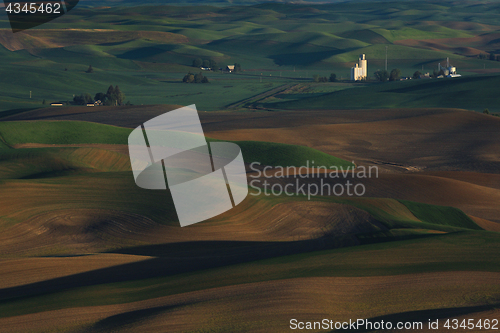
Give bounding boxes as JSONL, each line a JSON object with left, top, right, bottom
{"left": 3, "top": 1, "right": 500, "bottom": 112}
{"left": 233, "top": 140, "right": 354, "bottom": 169}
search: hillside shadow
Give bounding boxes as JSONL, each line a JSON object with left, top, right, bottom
{"left": 117, "top": 45, "right": 176, "bottom": 60}
{"left": 85, "top": 303, "right": 189, "bottom": 332}
{"left": 0, "top": 236, "right": 357, "bottom": 303}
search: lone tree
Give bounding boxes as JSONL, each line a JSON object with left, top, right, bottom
{"left": 412, "top": 70, "right": 421, "bottom": 79}
{"left": 329, "top": 73, "right": 337, "bottom": 82}
{"left": 313, "top": 74, "right": 320, "bottom": 83}
{"left": 484, "top": 108, "right": 490, "bottom": 114}
{"left": 192, "top": 58, "right": 203, "bottom": 68}
{"left": 233, "top": 63, "right": 242, "bottom": 73}
{"left": 389, "top": 68, "right": 401, "bottom": 81}
{"left": 374, "top": 70, "right": 389, "bottom": 82}
{"left": 86, "top": 65, "right": 94, "bottom": 73}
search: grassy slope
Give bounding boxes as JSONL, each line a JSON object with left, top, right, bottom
{"left": 0, "top": 121, "right": 131, "bottom": 146}
{"left": 232, "top": 140, "right": 353, "bottom": 169}
{"left": 327, "top": 197, "right": 483, "bottom": 235}
{"left": 399, "top": 199, "right": 482, "bottom": 230}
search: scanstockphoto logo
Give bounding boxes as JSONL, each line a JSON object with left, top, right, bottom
{"left": 128, "top": 105, "right": 248, "bottom": 227}
{"left": 3, "top": 0, "right": 79, "bottom": 32}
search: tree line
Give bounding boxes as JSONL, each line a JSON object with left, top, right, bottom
{"left": 478, "top": 53, "right": 500, "bottom": 61}
{"left": 312, "top": 73, "right": 337, "bottom": 82}
{"left": 374, "top": 67, "right": 465, "bottom": 82}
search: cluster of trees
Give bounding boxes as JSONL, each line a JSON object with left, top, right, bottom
{"left": 312, "top": 75, "right": 328, "bottom": 82}
{"left": 182, "top": 72, "right": 209, "bottom": 83}
{"left": 192, "top": 58, "right": 217, "bottom": 70}
{"left": 374, "top": 70, "right": 388, "bottom": 82}
{"left": 312, "top": 73, "right": 337, "bottom": 82}
{"left": 73, "top": 93, "right": 94, "bottom": 105}
{"left": 374, "top": 69, "right": 401, "bottom": 82}
{"left": 376, "top": 68, "right": 454, "bottom": 81}
{"left": 73, "top": 85, "right": 126, "bottom": 105}
{"left": 478, "top": 53, "right": 500, "bottom": 61}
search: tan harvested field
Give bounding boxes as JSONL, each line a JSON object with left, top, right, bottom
{"left": 0, "top": 199, "right": 382, "bottom": 255}
{"left": 3, "top": 107, "right": 500, "bottom": 227}
{"left": 0, "top": 106, "right": 499, "bottom": 332}
{"left": 204, "top": 108, "right": 500, "bottom": 173}
{"left": 11, "top": 106, "right": 499, "bottom": 173}
{"left": 0, "top": 272, "right": 498, "bottom": 332}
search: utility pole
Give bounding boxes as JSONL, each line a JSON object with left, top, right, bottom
{"left": 385, "top": 46, "right": 388, "bottom": 71}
